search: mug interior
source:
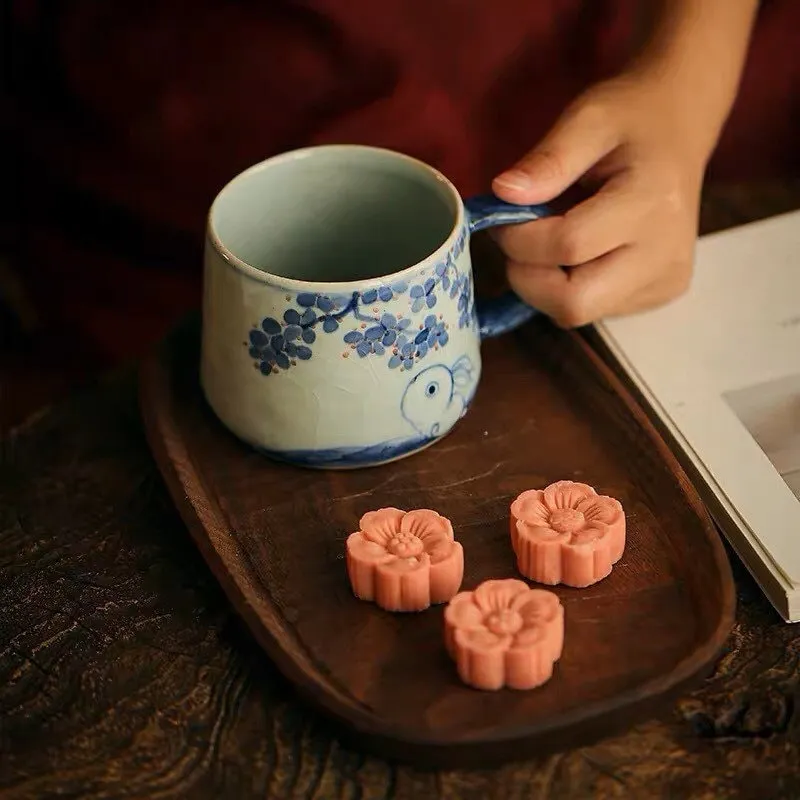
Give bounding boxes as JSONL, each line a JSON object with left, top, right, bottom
{"left": 210, "top": 147, "right": 459, "bottom": 283}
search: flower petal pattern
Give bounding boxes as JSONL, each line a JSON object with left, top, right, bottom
{"left": 509, "top": 481, "right": 627, "bottom": 587}
{"left": 509, "top": 489, "right": 548, "bottom": 551}
{"left": 442, "top": 592, "right": 484, "bottom": 657}
{"left": 444, "top": 579, "right": 564, "bottom": 691}
{"left": 345, "top": 533, "right": 394, "bottom": 566}
{"left": 511, "top": 588, "right": 561, "bottom": 625}
{"left": 346, "top": 507, "right": 463, "bottom": 611}
{"left": 359, "top": 507, "right": 406, "bottom": 546}
{"left": 473, "top": 579, "right": 530, "bottom": 615}
{"left": 401, "top": 509, "right": 454, "bottom": 563}
{"left": 401, "top": 508, "right": 450, "bottom": 537}
{"left": 543, "top": 480, "right": 596, "bottom": 512}
{"left": 576, "top": 495, "right": 626, "bottom": 562}
{"left": 510, "top": 489, "right": 549, "bottom": 525}
{"left": 455, "top": 627, "right": 512, "bottom": 653}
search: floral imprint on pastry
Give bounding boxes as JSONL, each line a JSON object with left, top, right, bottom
{"left": 509, "top": 480, "right": 626, "bottom": 588}
{"left": 444, "top": 579, "right": 564, "bottom": 691}
{"left": 346, "top": 508, "right": 464, "bottom": 612}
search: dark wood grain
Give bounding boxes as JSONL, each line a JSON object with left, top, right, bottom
{"left": 137, "top": 311, "right": 735, "bottom": 769}
{"left": 1, "top": 182, "right": 800, "bottom": 797}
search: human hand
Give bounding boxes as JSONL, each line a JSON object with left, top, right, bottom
{"left": 490, "top": 74, "right": 711, "bottom": 328}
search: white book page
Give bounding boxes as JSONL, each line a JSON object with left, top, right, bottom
{"left": 595, "top": 211, "right": 800, "bottom": 595}
{"left": 599, "top": 330, "right": 797, "bottom": 620}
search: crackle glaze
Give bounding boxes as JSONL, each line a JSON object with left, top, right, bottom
{"left": 201, "top": 146, "right": 548, "bottom": 468}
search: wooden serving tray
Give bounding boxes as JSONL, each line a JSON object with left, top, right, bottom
{"left": 139, "top": 314, "right": 735, "bottom": 768}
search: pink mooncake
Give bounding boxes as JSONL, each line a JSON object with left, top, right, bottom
{"left": 346, "top": 507, "right": 463, "bottom": 612}
{"left": 444, "top": 579, "right": 564, "bottom": 691}
{"left": 510, "top": 480, "right": 626, "bottom": 587}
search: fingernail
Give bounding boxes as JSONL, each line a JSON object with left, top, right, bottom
{"left": 493, "top": 170, "right": 533, "bottom": 192}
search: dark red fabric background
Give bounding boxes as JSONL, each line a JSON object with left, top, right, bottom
{"left": 5, "top": 0, "right": 800, "bottom": 367}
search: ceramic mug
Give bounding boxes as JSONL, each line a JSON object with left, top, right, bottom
{"left": 201, "top": 145, "right": 548, "bottom": 468}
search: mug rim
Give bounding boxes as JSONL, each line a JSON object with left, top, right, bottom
{"left": 205, "top": 144, "right": 466, "bottom": 292}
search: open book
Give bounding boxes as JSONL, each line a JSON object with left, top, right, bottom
{"left": 595, "top": 210, "right": 800, "bottom": 622}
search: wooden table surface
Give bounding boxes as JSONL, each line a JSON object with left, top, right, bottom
{"left": 2, "top": 183, "right": 800, "bottom": 799}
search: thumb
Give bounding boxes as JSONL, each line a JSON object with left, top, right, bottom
{"left": 492, "top": 99, "right": 620, "bottom": 205}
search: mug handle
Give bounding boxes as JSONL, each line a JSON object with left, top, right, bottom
{"left": 464, "top": 194, "right": 551, "bottom": 340}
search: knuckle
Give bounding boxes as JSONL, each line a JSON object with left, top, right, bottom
{"left": 555, "top": 218, "right": 588, "bottom": 265}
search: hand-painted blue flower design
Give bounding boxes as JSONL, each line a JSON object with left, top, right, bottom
{"left": 387, "top": 314, "right": 449, "bottom": 369}
{"left": 245, "top": 231, "right": 472, "bottom": 376}
{"left": 343, "top": 312, "right": 411, "bottom": 358}
{"left": 360, "top": 281, "right": 409, "bottom": 305}
{"left": 248, "top": 317, "right": 313, "bottom": 375}
{"left": 409, "top": 277, "right": 437, "bottom": 313}
{"left": 457, "top": 275, "right": 476, "bottom": 329}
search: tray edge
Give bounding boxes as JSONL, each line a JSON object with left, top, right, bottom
{"left": 137, "top": 316, "right": 737, "bottom": 767}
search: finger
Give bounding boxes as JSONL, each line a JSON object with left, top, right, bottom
{"left": 492, "top": 99, "right": 622, "bottom": 205}
{"left": 494, "top": 172, "right": 650, "bottom": 266}
{"left": 505, "top": 261, "right": 573, "bottom": 322}
{"left": 507, "top": 245, "right": 657, "bottom": 327}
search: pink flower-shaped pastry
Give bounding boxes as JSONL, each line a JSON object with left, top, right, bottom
{"left": 346, "top": 508, "right": 464, "bottom": 612}
{"left": 444, "top": 579, "right": 564, "bottom": 691}
{"left": 510, "top": 480, "right": 626, "bottom": 588}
